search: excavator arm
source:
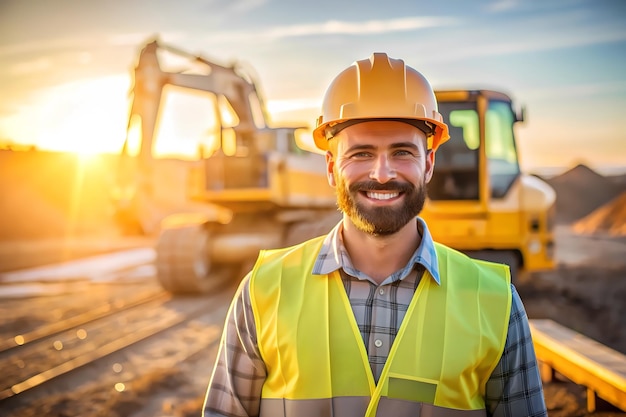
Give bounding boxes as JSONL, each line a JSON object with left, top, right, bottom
{"left": 113, "top": 40, "right": 338, "bottom": 293}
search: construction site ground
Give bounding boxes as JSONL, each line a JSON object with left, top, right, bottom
{"left": 1, "top": 150, "right": 625, "bottom": 416}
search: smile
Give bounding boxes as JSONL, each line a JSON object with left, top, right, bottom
{"left": 366, "top": 191, "right": 400, "bottom": 200}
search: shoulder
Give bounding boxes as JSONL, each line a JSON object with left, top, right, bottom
{"left": 261, "top": 235, "right": 325, "bottom": 260}
{"left": 508, "top": 284, "right": 529, "bottom": 325}
{"left": 434, "top": 242, "right": 510, "bottom": 275}
{"left": 254, "top": 235, "right": 327, "bottom": 272}
{"left": 434, "top": 243, "right": 512, "bottom": 294}
{"left": 250, "top": 235, "right": 327, "bottom": 296}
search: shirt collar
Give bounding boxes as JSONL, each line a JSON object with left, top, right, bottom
{"left": 312, "top": 217, "right": 441, "bottom": 285}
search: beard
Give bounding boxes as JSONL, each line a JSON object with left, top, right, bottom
{"left": 336, "top": 176, "right": 427, "bottom": 236}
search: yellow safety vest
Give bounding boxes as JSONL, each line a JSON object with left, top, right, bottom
{"left": 250, "top": 236, "right": 511, "bottom": 417}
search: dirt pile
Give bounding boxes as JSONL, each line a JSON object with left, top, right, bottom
{"left": 573, "top": 191, "right": 626, "bottom": 236}
{"left": 608, "top": 172, "right": 626, "bottom": 188}
{"left": 545, "top": 164, "right": 624, "bottom": 224}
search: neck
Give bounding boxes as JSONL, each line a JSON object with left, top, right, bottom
{"left": 341, "top": 217, "right": 421, "bottom": 285}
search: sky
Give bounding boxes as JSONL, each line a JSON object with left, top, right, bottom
{"left": 0, "top": 0, "right": 625, "bottom": 174}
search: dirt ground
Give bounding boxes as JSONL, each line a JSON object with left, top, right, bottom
{"left": 518, "top": 227, "right": 626, "bottom": 355}
{"left": 1, "top": 154, "right": 626, "bottom": 416}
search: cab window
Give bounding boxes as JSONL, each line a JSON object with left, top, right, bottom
{"left": 486, "top": 100, "right": 520, "bottom": 198}
{"left": 429, "top": 102, "right": 480, "bottom": 200}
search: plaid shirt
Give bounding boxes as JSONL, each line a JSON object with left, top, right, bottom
{"left": 204, "top": 218, "right": 547, "bottom": 417}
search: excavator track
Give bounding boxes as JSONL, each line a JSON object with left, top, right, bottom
{"left": 155, "top": 224, "right": 232, "bottom": 293}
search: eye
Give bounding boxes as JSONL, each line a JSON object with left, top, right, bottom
{"left": 393, "top": 149, "right": 415, "bottom": 157}
{"left": 351, "top": 151, "right": 373, "bottom": 158}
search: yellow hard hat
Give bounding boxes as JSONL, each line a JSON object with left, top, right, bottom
{"left": 313, "top": 53, "right": 449, "bottom": 151}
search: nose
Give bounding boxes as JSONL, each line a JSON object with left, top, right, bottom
{"left": 369, "top": 154, "right": 397, "bottom": 183}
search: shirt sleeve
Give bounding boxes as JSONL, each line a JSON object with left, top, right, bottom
{"left": 485, "top": 284, "right": 548, "bottom": 417}
{"left": 203, "top": 274, "right": 266, "bottom": 417}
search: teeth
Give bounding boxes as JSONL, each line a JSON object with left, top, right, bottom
{"left": 366, "top": 192, "right": 399, "bottom": 200}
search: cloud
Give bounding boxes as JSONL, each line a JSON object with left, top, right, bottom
{"left": 485, "top": 0, "right": 520, "bottom": 13}
{"left": 438, "top": 29, "right": 626, "bottom": 63}
{"left": 205, "top": 16, "right": 459, "bottom": 42}
{"left": 427, "top": 9, "right": 626, "bottom": 64}
{"left": 522, "top": 81, "right": 626, "bottom": 100}
{"left": 0, "top": 38, "right": 91, "bottom": 59}
{"left": 229, "top": 0, "right": 268, "bottom": 13}
{"left": 9, "top": 57, "right": 53, "bottom": 75}
{"left": 5, "top": 51, "right": 93, "bottom": 76}
{"left": 483, "top": 0, "right": 588, "bottom": 14}
{"left": 0, "top": 31, "right": 185, "bottom": 60}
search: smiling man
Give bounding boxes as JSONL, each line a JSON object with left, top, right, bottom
{"left": 203, "top": 53, "right": 547, "bottom": 417}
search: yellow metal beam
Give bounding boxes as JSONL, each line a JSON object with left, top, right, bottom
{"left": 529, "top": 319, "right": 626, "bottom": 412}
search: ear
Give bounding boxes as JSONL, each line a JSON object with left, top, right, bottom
{"left": 325, "top": 151, "right": 336, "bottom": 187}
{"left": 424, "top": 150, "right": 435, "bottom": 183}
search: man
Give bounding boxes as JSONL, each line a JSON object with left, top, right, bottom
{"left": 203, "top": 53, "right": 548, "bottom": 417}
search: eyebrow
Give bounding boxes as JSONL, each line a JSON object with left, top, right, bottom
{"left": 345, "top": 141, "right": 421, "bottom": 153}
{"left": 390, "top": 142, "right": 421, "bottom": 151}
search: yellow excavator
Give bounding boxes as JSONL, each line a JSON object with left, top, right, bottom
{"left": 113, "top": 40, "right": 555, "bottom": 293}
{"left": 113, "top": 40, "right": 340, "bottom": 293}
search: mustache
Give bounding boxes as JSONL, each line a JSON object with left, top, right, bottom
{"left": 349, "top": 181, "right": 414, "bottom": 193}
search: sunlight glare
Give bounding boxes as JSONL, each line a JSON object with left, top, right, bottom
{"left": 125, "top": 114, "right": 142, "bottom": 157}
{"left": 4, "top": 75, "right": 131, "bottom": 155}
{"left": 152, "top": 84, "right": 221, "bottom": 160}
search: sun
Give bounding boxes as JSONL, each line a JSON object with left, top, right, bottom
{"left": 10, "top": 75, "right": 131, "bottom": 156}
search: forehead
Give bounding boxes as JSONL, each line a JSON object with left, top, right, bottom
{"left": 335, "top": 120, "right": 427, "bottom": 151}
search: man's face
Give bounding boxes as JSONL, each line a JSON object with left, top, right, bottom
{"left": 326, "top": 121, "right": 435, "bottom": 236}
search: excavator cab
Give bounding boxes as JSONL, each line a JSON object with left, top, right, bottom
{"left": 423, "top": 90, "right": 555, "bottom": 279}
{"left": 429, "top": 91, "right": 522, "bottom": 201}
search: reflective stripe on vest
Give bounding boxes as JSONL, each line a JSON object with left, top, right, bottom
{"left": 250, "top": 236, "right": 511, "bottom": 417}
